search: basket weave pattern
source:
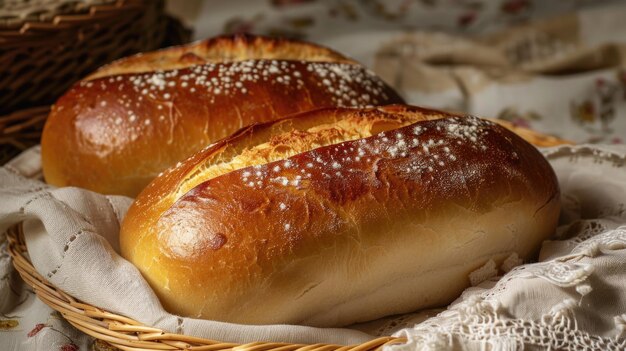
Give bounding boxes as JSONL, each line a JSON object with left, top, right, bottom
{"left": 0, "top": 106, "right": 49, "bottom": 164}
{"left": 6, "top": 224, "right": 405, "bottom": 351}
{"left": 0, "top": 0, "right": 190, "bottom": 164}
{"left": 0, "top": 0, "right": 170, "bottom": 115}
{"left": 0, "top": 0, "right": 116, "bottom": 28}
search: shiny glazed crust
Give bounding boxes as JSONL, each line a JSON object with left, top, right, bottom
{"left": 120, "top": 105, "right": 560, "bottom": 327}
{"left": 41, "top": 34, "right": 404, "bottom": 197}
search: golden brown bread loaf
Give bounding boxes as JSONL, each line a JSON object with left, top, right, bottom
{"left": 120, "top": 105, "right": 560, "bottom": 327}
{"left": 41, "top": 34, "right": 403, "bottom": 197}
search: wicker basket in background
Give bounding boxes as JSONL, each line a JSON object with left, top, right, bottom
{"left": 0, "top": 0, "right": 191, "bottom": 164}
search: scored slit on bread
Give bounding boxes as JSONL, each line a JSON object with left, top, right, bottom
{"left": 173, "top": 106, "right": 448, "bottom": 200}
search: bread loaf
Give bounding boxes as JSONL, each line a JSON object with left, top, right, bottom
{"left": 120, "top": 105, "right": 560, "bottom": 327}
{"left": 41, "top": 34, "right": 403, "bottom": 197}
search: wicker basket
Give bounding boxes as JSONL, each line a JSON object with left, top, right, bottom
{"left": 1, "top": 0, "right": 113, "bottom": 28}
{"left": 0, "top": 0, "right": 190, "bottom": 163}
{"left": 0, "top": 0, "right": 190, "bottom": 115}
{"left": 0, "top": 106, "right": 49, "bottom": 164}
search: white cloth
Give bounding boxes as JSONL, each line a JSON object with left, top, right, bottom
{"left": 2, "top": 143, "right": 626, "bottom": 350}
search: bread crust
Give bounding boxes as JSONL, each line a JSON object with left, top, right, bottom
{"left": 120, "top": 105, "right": 560, "bottom": 327}
{"left": 41, "top": 34, "right": 403, "bottom": 197}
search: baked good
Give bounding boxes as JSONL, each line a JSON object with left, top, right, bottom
{"left": 120, "top": 105, "right": 560, "bottom": 327}
{"left": 41, "top": 34, "right": 404, "bottom": 197}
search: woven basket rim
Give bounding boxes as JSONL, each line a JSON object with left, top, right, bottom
{"left": 6, "top": 224, "right": 405, "bottom": 351}
{"left": 0, "top": 0, "right": 118, "bottom": 28}
{"left": 0, "top": 0, "right": 149, "bottom": 38}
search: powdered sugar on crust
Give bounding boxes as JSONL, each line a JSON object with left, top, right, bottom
{"left": 231, "top": 116, "right": 496, "bottom": 191}
{"left": 75, "top": 60, "right": 395, "bottom": 150}
{"left": 80, "top": 60, "right": 389, "bottom": 114}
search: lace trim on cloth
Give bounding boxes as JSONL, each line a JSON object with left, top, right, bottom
{"left": 384, "top": 145, "right": 626, "bottom": 351}
{"left": 399, "top": 299, "right": 626, "bottom": 351}
{"left": 389, "top": 227, "right": 626, "bottom": 351}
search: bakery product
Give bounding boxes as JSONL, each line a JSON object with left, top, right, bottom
{"left": 41, "top": 34, "right": 404, "bottom": 197}
{"left": 120, "top": 105, "right": 560, "bottom": 327}
{"left": 121, "top": 105, "right": 560, "bottom": 326}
